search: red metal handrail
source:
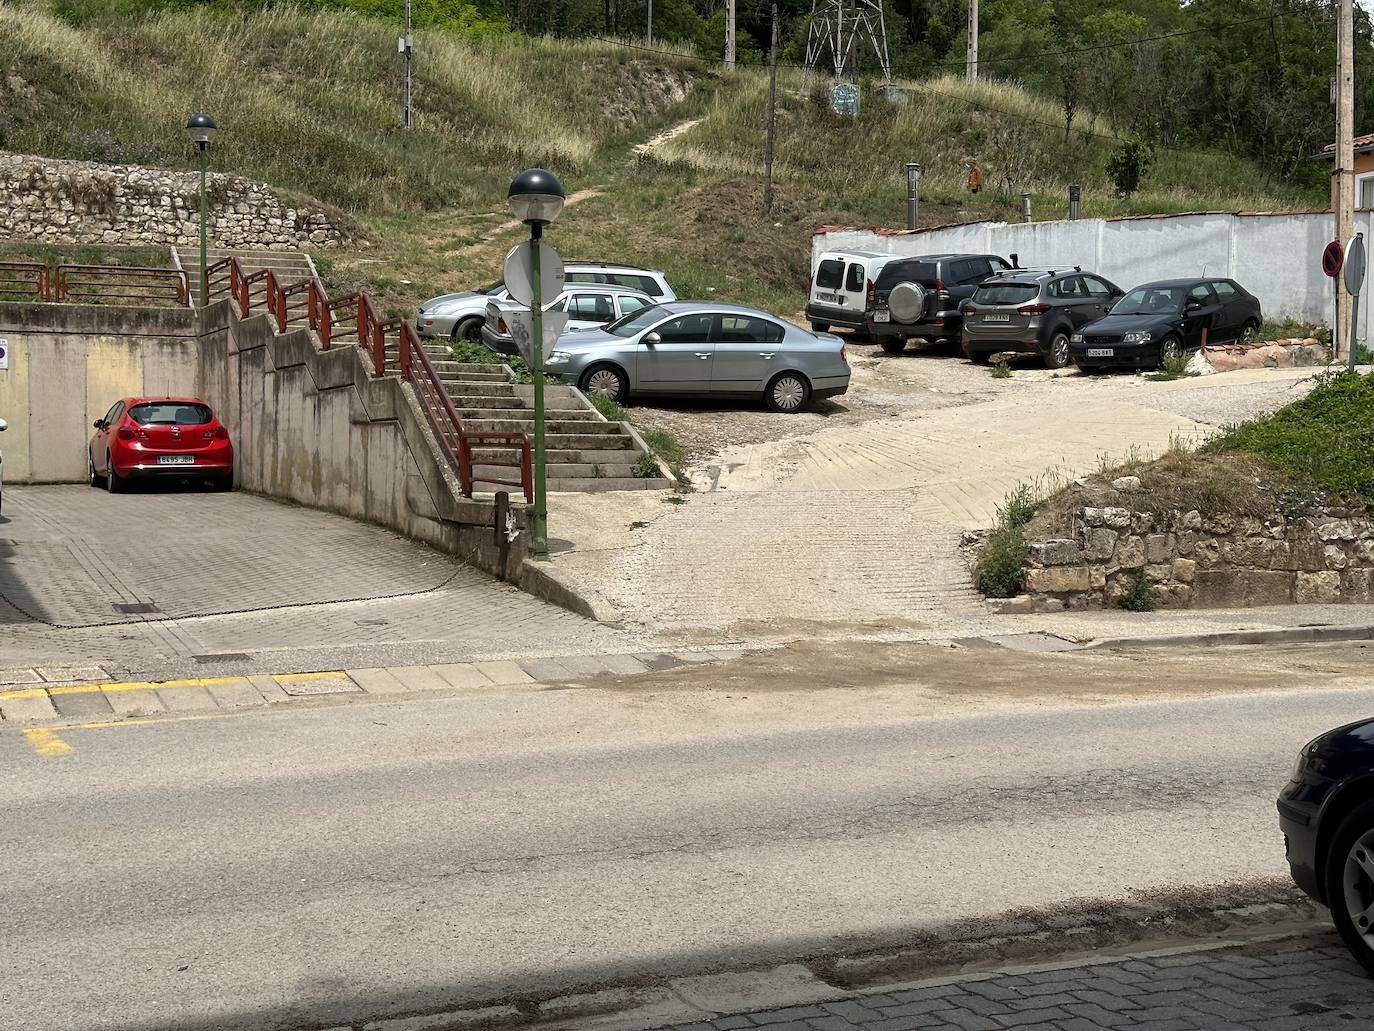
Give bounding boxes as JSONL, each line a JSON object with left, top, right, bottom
{"left": 208, "top": 255, "right": 531, "bottom": 503}
{"left": 0, "top": 262, "right": 50, "bottom": 301}
{"left": 54, "top": 265, "right": 189, "bottom": 306}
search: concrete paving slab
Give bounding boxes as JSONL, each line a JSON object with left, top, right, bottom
{"left": 205, "top": 678, "right": 265, "bottom": 709}
{"left": 519, "top": 657, "right": 574, "bottom": 681}
{"left": 273, "top": 673, "right": 359, "bottom": 697}
{"left": 103, "top": 688, "right": 167, "bottom": 718}
{"left": 0, "top": 691, "right": 59, "bottom": 722}
{"left": 598, "top": 653, "right": 651, "bottom": 675}
{"left": 348, "top": 668, "right": 409, "bottom": 695}
{"left": 0, "top": 669, "right": 42, "bottom": 686}
{"left": 49, "top": 689, "right": 114, "bottom": 720}
{"left": 473, "top": 660, "right": 534, "bottom": 685}
{"left": 38, "top": 665, "right": 109, "bottom": 684}
{"left": 247, "top": 674, "right": 290, "bottom": 703}
{"left": 157, "top": 685, "right": 217, "bottom": 712}
{"left": 557, "top": 654, "right": 615, "bottom": 676}
{"left": 671, "top": 964, "right": 842, "bottom": 1013}
{"left": 385, "top": 665, "right": 452, "bottom": 693}
{"left": 428, "top": 663, "right": 495, "bottom": 689}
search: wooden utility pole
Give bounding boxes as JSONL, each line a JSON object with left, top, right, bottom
{"left": 763, "top": 2, "right": 779, "bottom": 213}
{"left": 400, "top": 0, "right": 413, "bottom": 129}
{"left": 1336, "top": 0, "right": 1355, "bottom": 361}
{"left": 966, "top": 0, "right": 979, "bottom": 83}
{"left": 647, "top": 0, "right": 653, "bottom": 42}
{"left": 726, "top": 0, "right": 736, "bottom": 65}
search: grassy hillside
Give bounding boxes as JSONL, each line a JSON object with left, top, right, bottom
{"left": 0, "top": 3, "right": 1327, "bottom": 318}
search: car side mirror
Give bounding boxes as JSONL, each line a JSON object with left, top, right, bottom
{"left": 1185, "top": 301, "right": 1203, "bottom": 312}
{"left": 0, "top": 418, "right": 8, "bottom": 432}
{"left": 93, "top": 420, "right": 104, "bottom": 430}
{"left": 643, "top": 331, "right": 661, "bottom": 345}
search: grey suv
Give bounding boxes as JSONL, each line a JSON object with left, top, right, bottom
{"left": 962, "top": 268, "right": 1123, "bottom": 368}
{"left": 865, "top": 253, "right": 1014, "bottom": 354}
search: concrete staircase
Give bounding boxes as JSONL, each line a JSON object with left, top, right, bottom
{"left": 172, "top": 246, "right": 317, "bottom": 306}
{"left": 385, "top": 339, "right": 672, "bottom": 493}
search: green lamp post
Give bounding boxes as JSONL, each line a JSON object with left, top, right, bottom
{"left": 185, "top": 113, "right": 218, "bottom": 306}
{"left": 506, "top": 168, "right": 566, "bottom": 561}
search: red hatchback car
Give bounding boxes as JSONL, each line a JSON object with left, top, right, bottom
{"left": 89, "top": 396, "right": 234, "bottom": 492}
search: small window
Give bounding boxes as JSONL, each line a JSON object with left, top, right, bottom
{"left": 1212, "top": 281, "right": 1239, "bottom": 300}
{"left": 1082, "top": 276, "right": 1114, "bottom": 299}
{"left": 568, "top": 294, "right": 615, "bottom": 323}
{"left": 618, "top": 295, "right": 650, "bottom": 316}
{"left": 1361, "top": 176, "right": 1374, "bottom": 210}
{"left": 815, "top": 259, "right": 845, "bottom": 290}
{"left": 989, "top": 257, "right": 1012, "bottom": 272}
{"left": 845, "top": 263, "right": 865, "bottom": 292}
{"left": 964, "top": 258, "right": 993, "bottom": 282}
{"left": 718, "top": 315, "right": 778, "bottom": 343}
{"left": 1046, "top": 279, "right": 1065, "bottom": 299}
{"left": 129, "top": 402, "right": 212, "bottom": 426}
{"left": 656, "top": 314, "right": 714, "bottom": 342}
{"left": 103, "top": 401, "right": 124, "bottom": 425}
{"left": 548, "top": 297, "right": 568, "bottom": 312}
{"left": 1187, "top": 283, "right": 1216, "bottom": 305}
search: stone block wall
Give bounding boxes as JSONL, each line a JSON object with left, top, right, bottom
{"left": 0, "top": 154, "right": 351, "bottom": 250}
{"left": 1019, "top": 506, "right": 1374, "bottom": 611}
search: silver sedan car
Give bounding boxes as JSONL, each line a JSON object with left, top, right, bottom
{"left": 547, "top": 302, "right": 851, "bottom": 413}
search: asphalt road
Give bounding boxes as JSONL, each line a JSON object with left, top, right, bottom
{"left": 3, "top": 666, "right": 1370, "bottom": 1031}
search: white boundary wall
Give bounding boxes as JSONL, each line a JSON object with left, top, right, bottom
{"left": 814, "top": 211, "right": 1367, "bottom": 340}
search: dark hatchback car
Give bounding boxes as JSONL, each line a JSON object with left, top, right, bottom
{"left": 866, "top": 253, "right": 1014, "bottom": 355}
{"left": 961, "top": 268, "right": 1123, "bottom": 368}
{"left": 1279, "top": 718, "right": 1374, "bottom": 974}
{"left": 1069, "top": 277, "right": 1262, "bottom": 371}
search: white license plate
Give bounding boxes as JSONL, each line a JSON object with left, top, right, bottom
{"left": 984, "top": 313, "right": 1010, "bottom": 323}
{"left": 816, "top": 293, "right": 841, "bottom": 304}
{"left": 874, "top": 311, "right": 890, "bottom": 322}
{"left": 157, "top": 455, "right": 195, "bottom": 466}
{"left": 1086, "top": 348, "right": 1115, "bottom": 358}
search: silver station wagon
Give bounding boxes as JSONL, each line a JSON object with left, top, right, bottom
{"left": 547, "top": 302, "right": 851, "bottom": 413}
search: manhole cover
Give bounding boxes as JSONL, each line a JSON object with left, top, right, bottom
{"left": 112, "top": 602, "right": 160, "bottom": 614}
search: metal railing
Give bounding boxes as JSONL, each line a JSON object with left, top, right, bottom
{"left": 206, "top": 256, "right": 532, "bottom": 503}
{"left": 0, "top": 262, "right": 50, "bottom": 301}
{"left": 54, "top": 265, "right": 189, "bottom": 306}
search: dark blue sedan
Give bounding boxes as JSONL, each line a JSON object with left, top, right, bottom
{"left": 1279, "top": 717, "right": 1374, "bottom": 974}
{"left": 1069, "top": 277, "right": 1262, "bottom": 370}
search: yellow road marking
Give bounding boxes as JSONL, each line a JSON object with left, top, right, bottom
{"left": 0, "top": 671, "right": 349, "bottom": 703}
{"left": 22, "top": 728, "right": 72, "bottom": 757}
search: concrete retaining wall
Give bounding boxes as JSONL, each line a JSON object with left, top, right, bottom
{"left": 815, "top": 211, "right": 1364, "bottom": 339}
{"left": 1010, "top": 506, "right": 1374, "bottom": 611}
{"left": 0, "top": 303, "right": 200, "bottom": 482}
{"left": 196, "top": 302, "right": 530, "bottom": 581}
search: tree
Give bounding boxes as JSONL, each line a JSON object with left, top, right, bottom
{"left": 1106, "top": 140, "right": 1151, "bottom": 197}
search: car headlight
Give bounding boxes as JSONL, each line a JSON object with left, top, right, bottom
{"left": 1122, "top": 331, "right": 1153, "bottom": 344}
{"left": 1070, "top": 333, "right": 1084, "bottom": 343}
{"left": 546, "top": 351, "right": 571, "bottom": 365}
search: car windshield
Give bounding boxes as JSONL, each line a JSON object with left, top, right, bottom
{"left": 605, "top": 304, "right": 669, "bottom": 337}
{"left": 1111, "top": 286, "right": 1185, "bottom": 316}
{"left": 476, "top": 280, "right": 504, "bottom": 295}
{"left": 129, "top": 402, "right": 212, "bottom": 426}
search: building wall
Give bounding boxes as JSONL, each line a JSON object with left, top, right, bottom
{"left": 0, "top": 304, "right": 201, "bottom": 482}
{"left": 1329, "top": 152, "right": 1374, "bottom": 210}
{"left": 815, "top": 210, "right": 1368, "bottom": 339}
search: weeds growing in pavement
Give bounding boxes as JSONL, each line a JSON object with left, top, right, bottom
{"left": 990, "top": 362, "right": 1012, "bottom": 379}
{"left": 1145, "top": 351, "right": 1197, "bottom": 382}
{"left": 1118, "top": 569, "right": 1158, "bottom": 612}
{"left": 975, "top": 483, "right": 1042, "bottom": 598}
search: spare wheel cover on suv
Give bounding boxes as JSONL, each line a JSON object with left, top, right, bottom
{"left": 888, "top": 282, "right": 927, "bottom": 323}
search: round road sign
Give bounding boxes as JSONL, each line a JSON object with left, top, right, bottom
{"left": 503, "top": 241, "right": 565, "bottom": 307}
{"left": 1323, "top": 239, "right": 1345, "bottom": 279}
{"left": 1345, "top": 235, "right": 1367, "bottom": 296}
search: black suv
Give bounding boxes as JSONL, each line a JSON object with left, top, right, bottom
{"left": 962, "top": 268, "right": 1123, "bottom": 368}
{"left": 866, "top": 253, "right": 1014, "bottom": 355}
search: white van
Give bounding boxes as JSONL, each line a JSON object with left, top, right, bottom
{"left": 806, "top": 250, "right": 904, "bottom": 335}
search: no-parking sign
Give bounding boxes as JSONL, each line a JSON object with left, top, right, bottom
{"left": 0, "top": 338, "right": 8, "bottom": 371}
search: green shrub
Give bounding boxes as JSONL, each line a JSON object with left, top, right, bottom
{"left": 976, "top": 525, "right": 1027, "bottom": 598}
{"left": 1206, "top": 369, "right": 1374, "bottom": 506}
{"left": 1145, "top": 351, "right": 1196, "bottom": 382}
{"left": 997, "top": 484, "right": 1039, "bottom": 530}
{"left": 1118, "top": 569, "right": 1158, "bottom": 612}
{"left": 587, "top": 393, "right": 629, "bottom": 423}
{"left": 633, "top": 453, "right": 663, "bottom": 478}
{"left": 448, "top": 341, "right": 506, "bottom": 365}
{"left": 990, "top": 362, "right": 1012, "bottom": 379}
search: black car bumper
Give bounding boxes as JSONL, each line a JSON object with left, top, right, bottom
{"left": 1278, "top": 783, "right": 1325, "bottom": 904}
{"left": 964, "top": 335, "right": 1044, "bottom": 357}
{"left": 868, "top": 314, "right": 962, "bottom": 341}
{"left": 1069, "top": 342, "right": 1161, "bottom": 369}
{"left": 805, "top": 303, "right": 866, "bottom": 330}
{"left": 479, "top": 325, "right": 518, "bottom": 357}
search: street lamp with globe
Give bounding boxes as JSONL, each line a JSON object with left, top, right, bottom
{"left": 185, "top": 113, "right": 218, "bottom": 306}
{"left": 507, "top": 168, "right": 566, "bottom": 560}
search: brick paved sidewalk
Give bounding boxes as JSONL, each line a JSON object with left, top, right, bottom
{"left": 659, "top": 931, "right": 1374, "bottom": 1031}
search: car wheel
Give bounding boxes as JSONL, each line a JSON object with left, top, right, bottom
{"left": 213, "top": 470, "right": 234, "bottom": 492}
{"left": 810, "top": 321, "right": 830, "bottom": 333}
{"left": 88, "top": 454, "right": 104, "bottom": 488}
{"left": 880, "top": 338, "right": 906, "bottom": 355}
{"left": 452, "top": 317, "right": 483, "bottom": 343}
{"left": 1325, "top": 801, "right": 1374, "bottom": 976}
{"left": 1158, "top": 335, "right": 1183, "bottom": 366}
{"left": 1240, "top": 318, "right": 1261, "bottom": 344}
{"left": 580, "top": 363, "right": 629, "bottom": 403}
{"left": 966, "top": 348, "right": 991, "bottom": 365}
{"left": 765, "top": 371, "right": 811, "bottom": 413}
{"left": 105, "top": 453, "right": 123, "bottom": 494}
{"left": 1045, "top": 331, "right": 1072, "bottom": 369}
